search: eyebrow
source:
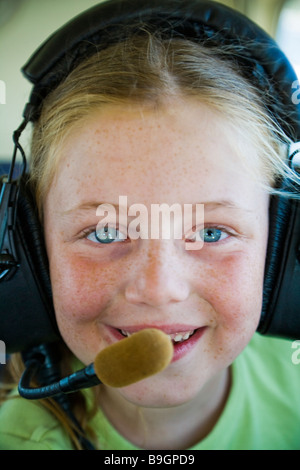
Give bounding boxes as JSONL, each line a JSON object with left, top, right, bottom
{"left": 201, "top": 200, "right": 254, "bottom": 213}
{"left": 61, "top": 201, "right": 120, "bottom": 216}
{"left": 60, "top": 199, "right": 253, "bottom": 216}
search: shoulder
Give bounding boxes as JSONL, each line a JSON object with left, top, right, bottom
{"left": 236, "top": 333, "right": 300, "bottom": 424}
{"left": 239, "top": 333, "right": 300, "bottom": 389}
{"left": 0, "top": 391, "right": 74, "bottom": 450}
{"left": 243, "top": 332, "right": 299, "bottom": 373}
{"left": 195, "top": 333, "right": 300, "bottom": 450}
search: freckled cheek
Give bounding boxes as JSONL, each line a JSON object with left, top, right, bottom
{"left": 197, "top": 252, "right": 265, "bottom": 331}
{"left": 195, "top": 253, "right": 265, "bottom": 369}
{"left": 49, "top": 255, "right": 120, "bottom": 324}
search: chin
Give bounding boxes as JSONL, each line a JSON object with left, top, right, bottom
{"left": 115, "top": 372, "right": 209, "bottom": 409}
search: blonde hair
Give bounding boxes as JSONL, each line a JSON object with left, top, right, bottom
{"left": 29, "top": 33, "right": 297, "bottom": 217}
{"left": 5, "top": 31, "right": 298, "bottom": 449}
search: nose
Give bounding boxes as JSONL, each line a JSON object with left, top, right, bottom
{"left": 124, "top": 240, "right": 191, "bottom": 307}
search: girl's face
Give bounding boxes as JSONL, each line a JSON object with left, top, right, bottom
{"left": 44, "top": 99, "right": 269, "bottom": 408}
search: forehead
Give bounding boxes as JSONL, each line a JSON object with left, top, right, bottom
{"left": 48, "top": 99, "right": 262, "bottom": 207}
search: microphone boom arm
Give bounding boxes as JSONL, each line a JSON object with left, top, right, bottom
{"left": 18, "top": 359, "right": 101, "bottom": 399}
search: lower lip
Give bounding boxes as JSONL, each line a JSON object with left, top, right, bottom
{"left": 171, "top": 327, "right": 206, "bottom": 362}
{"left": 109, "top": 326, "right": 206, "bottom": 363}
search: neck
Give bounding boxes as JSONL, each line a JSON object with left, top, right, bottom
{"left": 98, "top": 367, "right": 231, "bottom": 450}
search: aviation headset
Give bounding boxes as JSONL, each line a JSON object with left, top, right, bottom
{"left": 1, "top": 0, "right": 300, "bottom": 356}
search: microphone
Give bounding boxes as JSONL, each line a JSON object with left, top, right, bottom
{"left": 94, "top": 327, "right": 173, "bottom": 387}
{"left": 18, "top": 328, "right": 173, "bottom": 399}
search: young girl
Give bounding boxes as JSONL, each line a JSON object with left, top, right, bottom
{"left": 0, "top": 0, "right": 300, "bottom": 450}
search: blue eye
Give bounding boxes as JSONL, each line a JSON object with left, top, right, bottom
{"left": 199, "top": 228, "right": 227, "bottom": 243}
{"left": 187, "top": 227, "right": 229, "bottom": 244}
{"left": 87, "top": 226, "right": 127, "bottom": 244}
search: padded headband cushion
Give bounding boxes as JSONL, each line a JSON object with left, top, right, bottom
{"left": 22, "top": 0, "right": 300, "bottom": 140}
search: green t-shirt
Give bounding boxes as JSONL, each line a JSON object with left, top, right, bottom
{"left": 0, "top": 333, "right": 300, "bottom": 450}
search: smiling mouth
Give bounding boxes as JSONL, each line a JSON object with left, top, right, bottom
{"left": 118, "top": 328, "right": 197, "bottom": 344}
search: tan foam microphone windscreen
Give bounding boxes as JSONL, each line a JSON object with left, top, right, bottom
{"left": 94, "top": 328, "right": 173, "bottom": 387}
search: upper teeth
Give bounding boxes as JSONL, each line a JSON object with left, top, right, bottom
{"left": 168, "top": 330, "right": 195, "bottom": 342}
{"left": 120, "top": 329, "right": 195, "bottom": 343}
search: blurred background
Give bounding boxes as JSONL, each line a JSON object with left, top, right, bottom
{"left": 0, "top": 0, "right": 299, "bottom": 167}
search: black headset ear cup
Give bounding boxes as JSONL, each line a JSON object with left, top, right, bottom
{"left": 259, "top": 193, "right": 300, "bottom": 338}
{"left": 0, "top": 176, "right": 60, "bottom": 353}
{"left": 17, "top": 177, "right": 53, "bottom": 299}
{"left": 260, "top": 195, "right": 291, "bottom": 330}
